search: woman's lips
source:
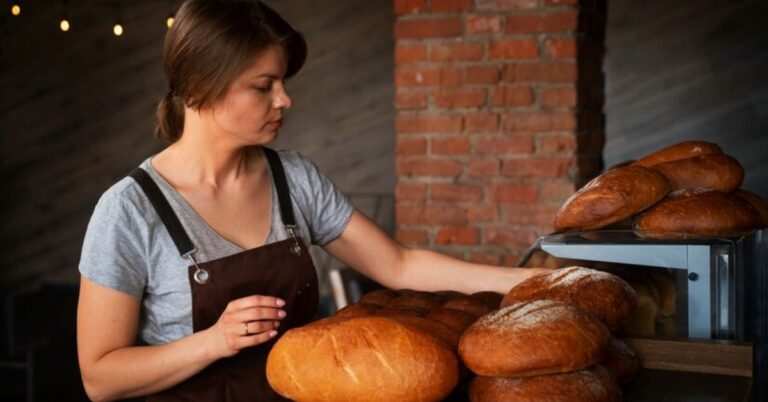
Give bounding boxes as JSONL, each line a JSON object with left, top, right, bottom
{"left": 268, "top": 119, "right": 283, "bottom": 129}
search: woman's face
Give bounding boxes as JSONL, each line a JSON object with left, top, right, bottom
{"left": 206, "top": 44, "right": 292, "bottom": 145}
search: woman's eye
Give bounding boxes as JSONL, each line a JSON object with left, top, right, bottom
{"left": 254, "top": 86, "right": 271, "bottom": 93}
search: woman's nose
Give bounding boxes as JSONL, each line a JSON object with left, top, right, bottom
{"left": 274, "top": 85, "right": 292, "bottom": 110}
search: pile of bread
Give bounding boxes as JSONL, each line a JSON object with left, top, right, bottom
{"left": 266, "top": 267, "right": 640, "bottom": 402}
{"left": 554, "top": 140, "right": 768, "bottom": 238}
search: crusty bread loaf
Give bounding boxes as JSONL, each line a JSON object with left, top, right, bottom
{"left": 601, "top": 337, "right": 639, "bottom": 384}
{"left": 500, "top": 267, "right": 638, "bottom": 330}
{"left": 735, "top": 189, "right": 768, "bottom": 228}
{"left": 392, "top": 292, "right": 446, "bottom": 310}
{"left": 554, "top": 165, "right": 670, "bottom": 232}
{"left": 469, "top": 366, "right": 622, "bottom": 402}
{"left": 358, "top": 288, "right": 400, "bottom": 305}
{"left": 426, "top": 308, "right": 478, "bottom": 334}
{"left": 633, "top": 140, "right": 723, "bottom": 167}
{"left": 634, "top": 189, "right": 762, "bottom": 238}
{"left": 335, "top": 302, "right": 382, "bottom": 318}
{"left": 266, "top": 316, "right": 459, "bottom": 402}
{"left": 617, "top": 280, "right": 659, "bottom": 337}
{"left": 459, "top": 300, "right": 610, "bottom": 377}
{"left": 387, "top": 314, "right": 461, "bottom": 350}
{"left": 442, "top": 296, "right": 494, "bottom": 318}
{"left": 652, "top": 153, "right": 744, "bottom": 192}
{"left": 649, "top": 271, "right": 676, "bottom": 317}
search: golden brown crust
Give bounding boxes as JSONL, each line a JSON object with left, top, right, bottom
{"left": 652, "top": 154, "right": 744, "bottom": 192}
{"left": 426, "top": 308, "right": 479, "bottom": 334}
{"left": 554, "top": 166, "right": 670, "bottom": 232}
{"left": 469, "top": 366, "right": 622, "bottom": 402}
{"left": 634, "top": 189, "right": 762, "bottom": 238}
{"left": 601, "top": 337, "right": 639, "bottom": 385}
{"left": 734, "top": 189, "right": 768, "bottom": 228}
{"left": 471, "top": 291, "right": 504, "bottom": 309}
{"left": 358, "top": 289, "right": 400, "bottom": 306}
{"left": 335, "top": 302, "right": 382, "bottom": 318}
{"left": 633, "top": 140, "right": 723, "bottom": 167}
{"left": 391, "top": 292, "right": 446, "bottom": 310}
{"left": 459, "top": 300, "right": 611, "bottom": 377}
{"left": 266, "top": 316, "right": 459, "bottom": 402}
{"left": 442, "top": 296, "right": 494, "bottom": 318}
{"left": 500, "top": 267, "right": 638, "bottom": 330}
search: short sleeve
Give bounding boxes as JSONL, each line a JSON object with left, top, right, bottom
{"left": 78, "top": 185, "right": 148, "bottom": 298}
{"left": 285, "top": 152, "right": 354, "bottom": 246}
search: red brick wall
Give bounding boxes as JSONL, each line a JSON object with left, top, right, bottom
{"left": 393, "top": 0, "right": 606, "bottom": 265}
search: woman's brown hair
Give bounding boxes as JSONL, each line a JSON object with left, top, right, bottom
{"left": 155, "top": 0, "right": 307, "bottom": 142}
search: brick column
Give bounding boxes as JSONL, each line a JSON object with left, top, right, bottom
{"left": 394, "top": 0, "right": 607, "bottom": 265}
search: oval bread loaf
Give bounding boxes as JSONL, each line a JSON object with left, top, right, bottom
{"left": 266, "top": 316, "right": 459, "bottom": 402}
{"left": 632, "top": 140, "right": 723, "bottom": 167}
{"left": 734, "top": 190, "right": 768, "bottom": 228}
{"left": 469, "top": 366, "right": 622, "bottom": 402}
{"left": 652, "top": 153, "right": 744, "bottom": 192}
{"left": 634, "top": 189, "right": 762, "bottom": 238}
{"left": 459, "top": 300, "right": 610, "bottom": 378}
{"left": 500, "top": 267, "right": 638, "bottom": 330}
{"left": 554, "top": 166, "right": 670, "bottom": 232}
{"left": 601, "top": 337, "right": 639, "bottom": 385}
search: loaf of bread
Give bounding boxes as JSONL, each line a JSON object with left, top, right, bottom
{"left": 554, "top": 165, "right": 670, "bottom": 232}
{"left": 500, "top": 267, "right": 638, "bottom": 330}
{"left": 392, "top": 291, "right": 446, "bottom": 310}
{"left": 652, "top": 153, "right": 744, "bottom": 192}
{"left": 335, "top": 302, "right": 383, "bottom": 318}
{"left": 633, "top": 140, "right": 723, "bottom": 167}
{"left": 471, "top": 291, "right": 504, "bottom": 309}
{"left": 442, "top": 296, "right": 494, "bottom": 318}
{"left": 459, "top": 300, "right": 610, "bottom": 377}
{"left": 617, "top": 279, "right": 659, "bottom": 337}
{"left": 426, "top": 308, "right": 479, "bottom": 334}
{"left": 649, "top": 270, "right": 676, "bottom": 317}
{"left": 266, "top": 316, "right": 459, "bottom": 402}
{"left": 634, "top": 189, "right": 762, "bottom": 238}
{"left": 735, "top": 190, "right": 768, "bottom": 228}
{"left": 601, "top": 337, "right": 639, "bottom": 384}
{"left": 358, "top": 288, "right": 400, "bottom": 305}
{"left": 469, "top": 366, "right": 621, "bottom": 402}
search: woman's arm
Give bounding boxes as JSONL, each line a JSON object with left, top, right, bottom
{"left": 323, "top": 210, "right": 551, "bottom": 295}
{"left": 77, "top": 277, "right": 284, "bottom": 401}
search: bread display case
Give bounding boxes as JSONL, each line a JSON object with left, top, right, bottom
{"left": 518, "top": 229, "right": 768, "bottom": 402}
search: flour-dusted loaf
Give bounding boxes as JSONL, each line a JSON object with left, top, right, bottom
{"left": 266, "top": 316, "right": 459, "bottom": 402}
{"left": 500, "top": 267, "right": 638, "bottom": 330}
{"left": 632, "top": 140, "right": 723, "bottom": 167}
{"left": 634, "top": 189, "right": 762, "bottom": 238}
{"left": 735, "top": 189, "right": 768, "bottom": 228}
{"left": 469, "top": 366, "right": 622, "bottom": 402}
{"left": 601, "top": 337, "right": 639, "bottom": 384}
{"left": 459, "top": 300, "right": 610, "bottom": 377}
{"left": 554, "top": 165, "right": 670, "bottom": 232}
{"left": 652, "top": 153, "right": 744, "bottom": 192}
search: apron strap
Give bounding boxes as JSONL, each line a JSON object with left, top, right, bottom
{"left": 261, "top": 147, "right": 297, "bottom": 227}
{"left": 129, "top": 168, "right": 196, "bottom": 257}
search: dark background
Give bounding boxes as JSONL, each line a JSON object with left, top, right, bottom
{"left": 0, "top": 0, "right": 766, "bottom": 400}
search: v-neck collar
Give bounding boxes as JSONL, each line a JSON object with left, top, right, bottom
{"left": 144, "top": 147, "right": 276, "bottom": 252}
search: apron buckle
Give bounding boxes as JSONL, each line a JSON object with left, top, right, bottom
{"left": 184, "top": 250, "right": 210, "bottom": 285}
{"left": 286, "top": 225, "right": 302, "bottom": 256}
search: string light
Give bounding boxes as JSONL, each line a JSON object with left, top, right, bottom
{"left": 166, "top": 0, "right": 174, "bottom": 29}
{"left": 11, "top": 3, "right": 21, "bottom": 16}
{"left": 60, "top": 0, "right": 71, "bottom": 32}
{"left": 113, "top": 1, "right": 123, "bottom": 37}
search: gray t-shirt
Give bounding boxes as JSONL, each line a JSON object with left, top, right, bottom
{"left": 78, "top": 148, "right": 354, "bottom": 345}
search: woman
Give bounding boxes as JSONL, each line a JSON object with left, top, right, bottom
{"left": 76, "top": 1, "right": 550, "bottom": 401}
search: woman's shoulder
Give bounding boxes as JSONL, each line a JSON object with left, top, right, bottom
{"left": 92, "top": 173, "right": 154, "bottom": 220}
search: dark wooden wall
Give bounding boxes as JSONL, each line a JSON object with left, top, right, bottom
{"left": 604, "top": 0, "right": 768, "bottom": 199}
{"left": 0, "top": 0, "right": 394, "bottom": 290}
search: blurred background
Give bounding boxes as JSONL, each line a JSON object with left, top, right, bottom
{"left": 1, "top": 0, "right": 766, "bottom": 400}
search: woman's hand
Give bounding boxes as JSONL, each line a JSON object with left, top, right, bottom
{"left": 204, "top": 295, "right": 286, "bottom": 359}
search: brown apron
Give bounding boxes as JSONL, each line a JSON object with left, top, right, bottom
{"left": 130, "top": 147, "right": 319, "bottom": 401}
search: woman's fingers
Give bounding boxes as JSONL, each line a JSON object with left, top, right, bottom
{"left": 230, "top": 307, "right": 286, "bottom": 323}
{"left": 242, "top": 320, "right": 280, "bottom": 336}
{"left": 227, "top": 295, "right": 285, "bottom": 311}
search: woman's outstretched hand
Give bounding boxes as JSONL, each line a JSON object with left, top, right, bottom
{"left": 205, "top": 295, "right": 286, "bottom": 359}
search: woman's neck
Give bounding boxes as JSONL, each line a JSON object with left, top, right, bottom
{"left": 155, "top": 110, "right": 257, "bottom": 191}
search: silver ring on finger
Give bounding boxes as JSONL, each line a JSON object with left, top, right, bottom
{"left": 244, "top": 321, "right": 249, "bottom": 336}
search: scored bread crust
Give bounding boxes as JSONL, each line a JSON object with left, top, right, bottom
{"left": 554, "top": 165, "right": 670, "bottom": 232}
{"left": 634, "top": 189, "right": 762, "bottom": 239}
{"left": 468, "top": 366, "right": 622, "bottom": 402}
{"left": 652, "top": 153, "right": 744, "bottom": 192}
{"left": 632, "top": 140, "right": 723, "bottom": 167}
{"left": 459, "top": 300, "right": 610, "bottom": 378}
{"left": 266, "top": 316, "right": 459, "bottom": 402}
{"left": 500, "top": 267, "right": 638, "bottom": 330}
